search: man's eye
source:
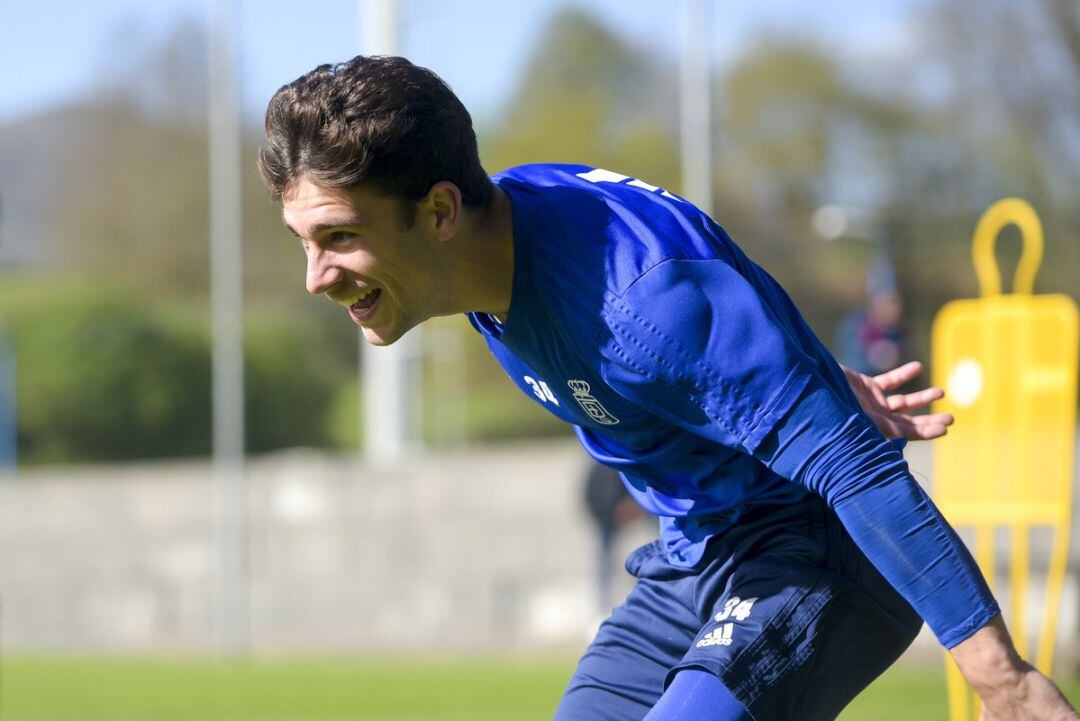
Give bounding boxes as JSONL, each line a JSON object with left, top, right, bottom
{"left": 328, "top": 231, "right": 355, "bottom": 244}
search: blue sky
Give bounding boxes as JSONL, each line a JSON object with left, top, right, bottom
{"left": 1, "top": 0, "right": 927, "bottom": 126}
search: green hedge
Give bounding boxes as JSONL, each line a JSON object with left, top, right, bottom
{"left": 15, "top": 296, "right": 211, "bottom": 462}
{"left": 1, "top": 282, "right": 348, "bottom": 464}
{"left": 0, "top": 280, "right": 579, "bottom": 465}
{"left": 243, "top": 317, "right": 340, "bottom": 454}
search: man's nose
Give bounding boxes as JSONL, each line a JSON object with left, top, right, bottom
{"left": 305, "top": 246, "right": 343, "bottom": 295}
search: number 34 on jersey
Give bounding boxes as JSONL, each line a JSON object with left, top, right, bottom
{"left": 522, "top": 375, "right": 621, "bottom": 426}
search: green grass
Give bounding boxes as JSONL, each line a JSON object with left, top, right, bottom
{"left": 1, "top": 657, "right": 571, "bottom": 721}
{"left": 1, "top": 655, "right": 1077, "bottom": 720}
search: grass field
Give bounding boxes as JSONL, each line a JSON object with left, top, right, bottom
{"left": 2, "top": 656, "right": 1078, "bottom": 720}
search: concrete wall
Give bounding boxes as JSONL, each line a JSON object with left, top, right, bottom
{"left": 0, "top": 441, "right": 653, "bottom": 654}
{"left": 0, "top": 440, "right": 1077, "bottom": 662}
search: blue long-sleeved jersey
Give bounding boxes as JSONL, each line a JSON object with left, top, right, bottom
{"left": 467, "top": 164, "right": 998, "bottom": 648}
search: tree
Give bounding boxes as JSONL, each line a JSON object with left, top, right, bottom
{"left": 483, "top": 8, "right": 679, "bottom": 190}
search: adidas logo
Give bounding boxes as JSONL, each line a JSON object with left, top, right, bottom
{"left": 696, "top": 622, "right": 734, "bottom": 648}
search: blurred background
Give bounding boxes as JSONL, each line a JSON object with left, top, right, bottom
{"left": 0, "top": 0, "right": 1078, "bottom": 718}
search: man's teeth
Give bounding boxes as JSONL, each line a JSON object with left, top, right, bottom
{"left": 332, "top": 288, "right": 374, "bottom": 307}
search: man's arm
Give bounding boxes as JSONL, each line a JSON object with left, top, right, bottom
{"left": 845, "top": 364, "right": 1078, "bottom": 717}
{"left": 763, "top": 386, "right": 1078, "bottom": 718}
{"left": 951, "top": 616, "right": 1080, "bottom": 720}
{"left": 604, "top": 259, "right": 1076, "bottom": 717}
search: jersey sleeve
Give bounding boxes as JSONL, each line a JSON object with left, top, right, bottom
{"left": 601, "top": 258, "right": 818, "bottom": 454}
{"left": 601, "top": 258, "right": 999, "bottom": 648}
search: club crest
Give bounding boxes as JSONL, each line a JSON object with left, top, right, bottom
{"left": 567, "top": 379, "right": 620, "bottom": 425}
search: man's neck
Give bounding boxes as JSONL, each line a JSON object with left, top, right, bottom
{"left": 448, "top": 185, "right": 515, "bottom": 320}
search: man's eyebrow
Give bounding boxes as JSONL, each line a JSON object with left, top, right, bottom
{"left": 282, "top": 215, "right": 367, "bottom": 238}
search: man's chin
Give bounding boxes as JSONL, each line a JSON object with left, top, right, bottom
{"left": 355, "top": 305, "right": 424, "bottom": 346}
{"left": 360, "top": 324, "right": 405, "bottom": 347}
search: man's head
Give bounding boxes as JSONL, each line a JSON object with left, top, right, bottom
{"left": 260, "top": 56, "right": 495, "bottom": 346}
{"left": 259, "top": 55, "right": 492, "bottom": 209}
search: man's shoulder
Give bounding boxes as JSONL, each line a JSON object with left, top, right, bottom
{"left": 498, "top": 164, "right": 729, "bottom": 290}
{"left": 491, "top": 163, "right": 593, "bottom": 188}
{"left": 493, "top": 164, "right": 691, "bottom": 216}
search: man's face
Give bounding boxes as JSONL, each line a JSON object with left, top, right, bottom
{"left": 282, "top": 176, "right": 443, "bottom": 346}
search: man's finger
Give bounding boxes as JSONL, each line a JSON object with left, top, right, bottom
{"left": 907, "top": 414, "right": 954, "bottom": 439}
{"left": 913, "top": 423, "right": 949, "bottom": 440}
{"left": 896, "top": 412, "right": 954, "bottom": 430}
{"left": 913, "top": 412, "right": 954, "bottom": 429}
{"left": 872, "top": 410, "right": 954, "bottom": 440}
{"left": 886, "top": 386, "right": 945, "bottom": 411}
{"left": 873, "top": 361, "right": 924, "bottom": 392}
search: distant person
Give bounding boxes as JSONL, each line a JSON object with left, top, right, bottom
{"left": 582, "top": 461, "right": 645, "bottom": 615}
{"left": 836, "top": 288, "right": 907, "bottom": 376}
{"left": 258, "top": 56, "right": 1077, "bottom": 721}
{"left": 836, "top": 254, "right": 909, "bottom": 377}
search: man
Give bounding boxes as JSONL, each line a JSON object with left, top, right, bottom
{"left": 583, "top": 460, "right": 647, "bottom": 615}
{"left": 259, "top": 56, "right": 1078, "bottom": 720}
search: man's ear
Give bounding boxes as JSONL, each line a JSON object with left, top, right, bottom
{"left": 424, "top": 181, "right": 463, "bottom": 241}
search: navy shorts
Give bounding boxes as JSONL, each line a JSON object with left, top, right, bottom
{"left": 554, "top": 495, "right": 923, "bottom": 721}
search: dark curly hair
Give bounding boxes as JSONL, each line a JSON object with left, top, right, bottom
{"left": 258, "top": 55, "right": 493, "bottom": 208}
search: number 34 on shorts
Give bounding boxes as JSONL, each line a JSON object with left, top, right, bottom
{"left": 697, "top": 596, "right": 758, "bottom": 648}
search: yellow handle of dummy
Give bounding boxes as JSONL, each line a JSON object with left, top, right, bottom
{"left": 972, "top": 198, "right": 1043, "bottom": 297}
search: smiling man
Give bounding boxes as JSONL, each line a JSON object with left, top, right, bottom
{"left": 259, "top": 56, "right": 1078, "bottom": 721}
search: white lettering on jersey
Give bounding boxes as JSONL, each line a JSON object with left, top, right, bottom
{"left": 576, "top": 167, "right": 682, "bottom": 201}
{"left": 567, "top": 380, "right": 620, "bottom": 425}
{"left": 523, "top": 376, "right": 559, "bottom": 405}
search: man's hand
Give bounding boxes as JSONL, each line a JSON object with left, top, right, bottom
{"left": 842, "top": 360, "right": 955, "bottom": 440}
{"left": 950, "top": 616, "right": 1080, "bottom": 720}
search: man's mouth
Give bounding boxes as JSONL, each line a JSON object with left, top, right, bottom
{"left": 330, "top": 287, "right": 382, "bottom": 323}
